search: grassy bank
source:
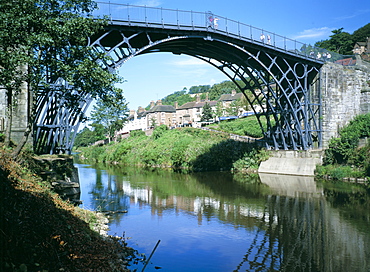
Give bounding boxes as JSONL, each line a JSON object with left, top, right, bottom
{"left": 78, "top": 126, "right": 269, "bottom": 173}
{"left": 0, "top": 146, "right": 140, "bottom": 271}
{"left": 316, "top": 113, "right": 370, "bottom": 181}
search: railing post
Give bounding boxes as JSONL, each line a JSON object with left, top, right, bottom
{"left": 238, "top": 21, "right": 240, "bottom": 38}
{"left": 191, "top": 10, "right": 194, "bottom": 30}
{"left": 284, "top": 37, "right": 286, "bottom": 50}
{"left": 161, "top": 7, "right": 163, "bottom": 28}
{"left": 177, "top": 9, "right": 179, "bottom": 29}
{"left": 127, "top": 4, "right": 130, "bottom": 25}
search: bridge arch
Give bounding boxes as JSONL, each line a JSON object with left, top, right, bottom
{"left": 34, "top": 4, "right": 323, "bottom": 154}
{"left": 89, "top": 24, "right": 322, "bottom": 150}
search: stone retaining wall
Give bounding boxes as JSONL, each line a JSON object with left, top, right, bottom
{"left": 321, "top": 61, "right": 370, "bottom": 148}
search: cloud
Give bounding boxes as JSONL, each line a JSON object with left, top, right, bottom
{"left": 334, "top": 9, "right": 370, "bottom": 22}
{"left": 293, "top": 27, "right": 333, "bottom": 40}
{"left": 171, "top": 57, "right": 209, "bottom": 66}
{"left": 132, "top": 0, "right": 162, "bottom": 7}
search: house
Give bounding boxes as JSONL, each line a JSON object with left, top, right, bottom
{"left": 218, "top": 89, "right": 246, "bottom": 116}
{"left": 146, "top": 100, "right": 177, "bottom": 128}
{"left": 175, "top": 94, "right": 218, "bottom": 126}
{"left": 116, "top": 106, "right": 147, "bottom": 135}
{"left": 353, "top": 37, "right": 370, "bottom": 55}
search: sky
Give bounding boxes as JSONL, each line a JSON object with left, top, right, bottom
{"left": 96, "top": 0, "right": 370, "bottom": 111}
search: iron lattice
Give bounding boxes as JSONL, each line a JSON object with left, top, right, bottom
{"left": 34, "top": 5, "right": 323, "bottom": 154}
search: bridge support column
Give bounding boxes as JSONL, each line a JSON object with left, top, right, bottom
{"left": 0, "top": 81, "right": 31, "bottom": 145}
{"left": 258, "top": 150, "right": 323, "bottom": 176}
{"left": 320, "top": 62, "right": 370, "bottom": 148}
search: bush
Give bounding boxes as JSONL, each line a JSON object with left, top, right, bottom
{"left": 152, "top": 125, "right": 168, "bottom": 139}
{"left": 130, "top": 130, "right": 145, "bottom": 137}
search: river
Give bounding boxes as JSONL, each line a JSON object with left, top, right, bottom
{"left": 75, "top": 162, "right": 370, "bottom": 272}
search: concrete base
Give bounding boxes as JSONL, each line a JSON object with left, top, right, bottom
{"left": 258, "top": 150, "right": 323, "bottom": 176}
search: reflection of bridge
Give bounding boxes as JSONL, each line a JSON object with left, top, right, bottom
{"left": 119, "top": 178, "right": 369, "bottom": 272}
{"left": 34, "top": 2, "right": 327, "bottom": 154}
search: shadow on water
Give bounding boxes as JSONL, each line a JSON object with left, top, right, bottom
{"left": 76, "top": 162, "right": 370, "bottom": 272}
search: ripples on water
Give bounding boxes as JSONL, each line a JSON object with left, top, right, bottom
{"left": 76, "top": 163, "right": 370, "bottom": 272}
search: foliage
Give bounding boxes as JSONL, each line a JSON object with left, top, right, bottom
{"left": 315, "top": 164, "right": 365, "bottom": 180}
{"left": 208, "top": 80, "right": 240, "bottom": 100}
{"left": 0, "top": 0, "right": 124, "bottom": 155}
{"left": 315, "top": 29, "right": 352, "bottom": 54}
{"left": 315, "top": 28, "right": 353, "bottom": 55}
{"left": 0, "top": 147, "right": 141, "bottom": 271}
{"left": 201, "top": 102, "right": 214, "bottom": 121}
{"left": 189, "top": 85, "right": 211, "bottom": 94}
{"left": 232, "top": 149, "right": 270, "bottom": 172}
{"left": 152, "top": 124, "right": 169, "bottom": 139}
{"left": 78, "top": 127, "right": 265, "bottom": 172}
{"left": 74, "top": 123, "right": 106, "bottom": 148}
{"left": 324, "top": 113, "right": 370, "bottom": 165}
{"left": 161, "top": 88, "right": 194, "bottom": 106}
{"left": 321, "top": 113, "right": 370, "bottom": 179}
{"left": 130, "top": 129, "right": 146, "bottom": 137}
{"left": 90, "top": 90, "right": 129, "bottom": 139}
{"left": 352, "top": 23, "right": 370, "bottom": 45}
{"left": 217, "top": 116, "right": 267, "bottom": 138}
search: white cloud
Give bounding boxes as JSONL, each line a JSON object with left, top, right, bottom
{"left": 171, "top": 57, "right": 209, "bottom": 66}
{"left": 334, "top": 9, "right": 370, "bottom": 22}
{"left": 293, "top": 27, "right": 333, "bottom": 40}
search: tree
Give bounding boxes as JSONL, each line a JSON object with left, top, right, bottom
{"left": 0, "top": 0, "right": 123, "bottom": 157}
{"left": 226, "top": 100, "right": 239, "bottom": 116}
{"left": 351, "top": 23, "right": 370, "bottom": 44}
{"left": 315, "top": 28, "right": 353, "bottom": 55}
{"left": 74, "top": 123, "right": 106, "bottom": 148}
{"left": 90, "top": 89, "right": 129, "bottom": 140}
{"left": 215, "top": 101, "right": 224, "bottom": 119}
{"left": 201, "top": 103, "right": 214, "bottom": 122}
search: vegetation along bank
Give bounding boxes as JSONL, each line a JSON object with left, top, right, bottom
{"left": 315, "top": 113, "right": 370, "bottom": 181}
{"left": 0, "top": 146, "right": 143, "bottom": 271}
{"left": 77, "top": 126, "right": 270, "bottom": 173}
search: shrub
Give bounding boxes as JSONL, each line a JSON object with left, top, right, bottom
{"left": 152, "top": 125, "right": 168, "bottom": 139}
{"left": 130, "top": 130, "right": 145, "bottom": 137}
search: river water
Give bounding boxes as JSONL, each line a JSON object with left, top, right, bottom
{"left": 75, "top": 162, "right": 370, "bottom": 272}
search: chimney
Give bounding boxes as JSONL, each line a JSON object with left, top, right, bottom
{"left": 129, "top": 109, "right": 135, "bottom": 116}
{"left": 157, "top": 99, "right": 162, "bottom": 105}
{"left": 231, "top": 89, "right": 236, "bottom": 96}
{"left": 138, "top": 106, "right": 145, "bottom": 113}
{"left": 205, "top": 92, "right": 209, "bottom": 101}
{"left": 174, "top": 101, "right": 178, "bottom": 109}
{"left": 196, "top": 94, "right": 200, "bottom": 103}
{"left": 150, "top": 100, "right": 155, "bottom": 108}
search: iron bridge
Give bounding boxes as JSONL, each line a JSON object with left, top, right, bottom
{"left": 34, "top": 2, "right": 325, "bottom": 154}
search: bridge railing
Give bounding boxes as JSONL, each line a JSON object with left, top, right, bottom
{"left": 94, "top": 2, "right": 356, "bottom": 65}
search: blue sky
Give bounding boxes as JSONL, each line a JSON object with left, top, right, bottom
{"left": 102, "top": 0, "right": 370, "bottom": 110}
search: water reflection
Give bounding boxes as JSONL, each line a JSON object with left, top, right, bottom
{"left": 76, "top": 163, "right": 370, "bottom": 272}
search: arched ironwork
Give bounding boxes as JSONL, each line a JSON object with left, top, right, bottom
{"left": 34, "top": 3, "right": 323, "bottom": 154}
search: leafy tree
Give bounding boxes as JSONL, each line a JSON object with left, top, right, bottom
{"left": 226, "top": 100, "right": 240, "bottom": 116}
{"left": 215, "top": 101, "right": 224, "bottom": 118}
{"left": 74, "top": 123, "right": 106, "bottom": 148}
{"left": 161, "top": 89, "right": 194, "bottom": 107}
{"left": 201, "top": 103, "right": 214, "bottom": 122}
{"left": 189, "top": 85, "right": 211, "bottom": 94}
{"left": 315, "top": 28, "right": 353, "bottom": 55}
{"left": 208, "top": 81, "right": 237, "bottom": 100}
{"left": 351, "top": 23, "right": 370, "bottom": 44}
{"left": 90, "top": 90, "right": 129, "bottom": 140}
{"left": 0, "top": 0, "right": 123, "bottom": 157}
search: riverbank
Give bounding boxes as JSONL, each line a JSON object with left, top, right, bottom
{"left": 78, "top": 126, "right": 269, "bottom": 173}
{"left": 0, "top": 147, "right": 140, "bottom": 271}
